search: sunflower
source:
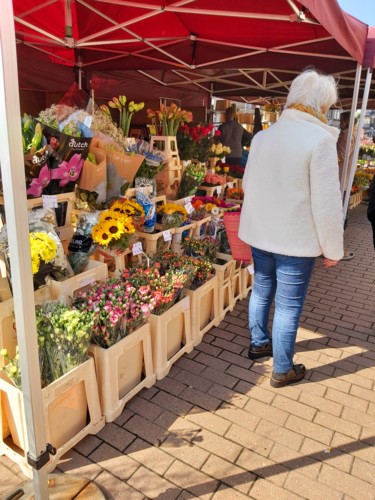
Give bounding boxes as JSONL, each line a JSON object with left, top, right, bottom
{"left": 121, "top": 217, "right": 136, "bottom": 235}
{"left": 110, "top": 200, "right": 127, "bottom": 215}
{"left": 92, "top": 221, "right": 114, "bottom": 246}
{"left": 99, "top": 209, "right": 123, "bottom": 224}
{"left": 122, "top": 200, "right": 145, "bottom": 217}
{"left": 106, "top": 218, "right": 125, "bottom": 240}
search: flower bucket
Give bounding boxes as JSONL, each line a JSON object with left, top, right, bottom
{"left": 223, "top": 211, "right": 252, "bottom": 263}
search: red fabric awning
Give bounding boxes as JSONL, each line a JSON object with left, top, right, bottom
{"left": 13, "top": 0, "right": 375, "bottom": 102}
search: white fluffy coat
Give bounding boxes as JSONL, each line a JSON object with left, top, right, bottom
{"left": 239, "top": 109, "right": 344, "bottom": 261}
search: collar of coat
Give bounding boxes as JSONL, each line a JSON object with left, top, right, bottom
{"left": 280, "top": 108, "right": 340, "bottom": 141}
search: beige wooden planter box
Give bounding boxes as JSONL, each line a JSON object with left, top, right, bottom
{"left": 88, "top": 323, "right": 156, "bottom": 423}
{"left": 213, "top": 253, "right": 236, "bottom": 321}
{"left": 0, "top": 357, "right": 104, "bottom": 478}
{"left": 240, "top": 265, "right": 253, "bottom": 299}
{"left": 149, "top": 296, "right": 193, "bottom": 380}
{"left": 231, "top": 261, "right": 242, "bottom": 305}
{"left": 186, "top": 276, "right": 220, "bottom": 346}
{"left": 48, "top": 259, "right": 108, "bottom": 301}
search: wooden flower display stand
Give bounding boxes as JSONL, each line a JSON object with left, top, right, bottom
{"left": 186, "top": 275, "right": 220, "bottom": 346}
{"left": 136, "top": 228, "right": 176, "bottom": 256}
{"left": 149, "top": 296, "right": 193, "bottom": 380}
{"left": 213, "top": 253, "right": 236, "bottom": 321}
{"left": 149, "top": 136, "right": 182, "bottom": 195}
{"left": 231, "top": 261, "right": 242, "bottom": 305}
{"left": 0, "top": 357, "right": 105, "bottom": 478}
{"left": 88, "top": 323, "right": 156, "bottom": 423}
{"left": 48, "top": 260, "right": 108, "bottom": 301}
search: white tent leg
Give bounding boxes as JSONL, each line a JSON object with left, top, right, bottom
{"left": 343, "top": 67, "right": 373, "bottom": 218}
{"left": 0, "top": 1, "right": 49, "bottom": 498}
{"left": 340, "top": 63, "right": 361, "bottom": 196}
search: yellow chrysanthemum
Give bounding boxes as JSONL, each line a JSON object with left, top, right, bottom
{"left": 29, "top": 232, "right": 57, "bottom": 274}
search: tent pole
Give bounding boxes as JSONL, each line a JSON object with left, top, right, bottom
{"left": 343, "top": 67, "right": 373, "bottom": 218}
{"left": 340, "top": 63, "right": 362, "bottom": 196}
{"left": 0, "top": 1, "right": 49, "bottom": 499}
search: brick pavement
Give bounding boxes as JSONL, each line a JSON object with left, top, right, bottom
{"left": 2, "top": 204, "right": 375, "bottom": 499}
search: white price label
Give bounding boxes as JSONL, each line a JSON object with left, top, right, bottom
{"left": 227, "top": 182, "right": 234, "bottom": 189}
{"left": 78, "top": 275, "right": 95, "bottom": 288}
{"left": 184, "top": 202, "right": 194, "bottom": 214}
{"left": 216, "top": 186, "right": 222, "bottom": 194}
{"left": 184, "top": 196, "right": 193, "bottom": 204}
{"left": 162, "top": 230, "right": 172, "bottom": 242}
{"left": 247, "top": 264, "right": 255, "bottom": 275}
{"left": 42, "top": 195, "right": 58, "bottom": 209}
{"left": 132, "top": 242, "right": 143, "bottom": 256}
{"left": 84, "top": 116, "right": 93, "bottom": 128}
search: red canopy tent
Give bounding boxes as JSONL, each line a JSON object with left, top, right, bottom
{"left": 13, "top": 0, "right": 375, "bottom": 104}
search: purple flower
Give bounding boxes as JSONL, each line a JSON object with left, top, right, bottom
{"left": 51, "top": 153, "right": 83, "bottom": 187}
{"left": 27, "top": 164, "right": 50, "bottom": 197}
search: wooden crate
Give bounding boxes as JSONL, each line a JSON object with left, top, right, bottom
{"left": 88, "top": 323, "right": 156, "bottom": 423}
{"left": 149, "top": 296, "right": 193, "bottom": 380}
{"left": 0, "top": 357, "right": 104, "bottom": 478}
{"left": 136, "top": 228, "right": 176, "bottom": 256}
{"left": 240, "top": 265, "right": 253, "bottom": 299}
{"left": 186, "top": 276, "right": 220, "bottom": 346}
{"left": 48, "top": 260, "right": 108, "bottom": 301}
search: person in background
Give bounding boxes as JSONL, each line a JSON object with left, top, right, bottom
{"left": 252, "top": 107, "right": 263, "bottom": 136}
{"left": 368, "top": 175, "right": 375, "bottom": 249}
{"left": 239, "top": 69, "right": 344, "bottom": 388}
{"left": 218, "top": 107, "right": 252, "bottom": 166}
{"left": 337, "top": 111, "right": 358, "bottom": 261}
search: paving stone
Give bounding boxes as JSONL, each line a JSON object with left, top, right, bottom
{"left": 248, "top": 477, "right": 301, "bottom": 499}
{"left": 125, "top": 438, "right": 175, "bottom": 475}
{"left": 285, "top": 415, "right": 333, "bottom": 445}
{"left": 74, "top": 435, "right": 103, "bottom": 456}
{"left": 127, "top": 395, "right": 165, "bottom": 420}
{"left": 244, "top": 397, "right": 289, "bottom": 426}
{"left": 97, "top": 423, "right": 136, "bottom": 452}
{"left": 88, "top": 443, "right": 139, "bottom": 481}
{"left": 164, "top": 459, "right": 219, "bottom": 496}
{"left": 201, "top": 454, "right": 255, "bottom": 495}
{"left": 151, "top": 390, "right": 193, "bottom": 416}
{"left": 95, "top": 470, "right": 144, "bottom": 499}
{"left": 313, "top": 411, "right": 362, "bottom": 439}
{"left": 185, "top": 405, "right": 232, "bottom": 436}
{"left": 179, "top": 385, "right": 222, "bottom": 411}
{"left": 208, "top": 384, "right": 249, "bottom": 409}
{"left": 226, "top": 425, "right": 274, "bottom": 458}
{"left": 128, "top": 465, "right": 180, "bottom": 499}
{"left": 271, "top": 394, "right": 317, "bottom": 421}
{"left": 125, "top": 414, "right": 168, "bottom": 445}
{"left": 159, "top": 434, "right": 210, "bottom": 469}
{"left": 299, "top": 437, "right": 353, "bottom": 473}
{"left": 283, "top": 470, "right": 343, "bottom": 500}
{"left": 268, "top": 443, "right": 321, "bottom": 479}
{"left": 319, "top": 463, "right": 375, "bottom": 498}
{"left": 201, "top": 366, "right": 239, "bottom": 389}
{"left": 235, "top": 380, "right": 275, "bottom": 404}
{"left": 174, "top": 367, "right": 214, "bottom": 392}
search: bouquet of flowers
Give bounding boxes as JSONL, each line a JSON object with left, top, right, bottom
{"left": 182, "top": 236, "right": 220, "bottom": 262}
{"left": 157, "top": 203, "right": 187, "bottom": 229}
{"left": 177, "top": 124, "right": 214, "bottom": 162}
{"left": 147, "top": 103, "right": 193, "bottom": 136}
{"left": 73, "top": 278, "right": 129, "bottom": 348}
{"left": 226, "top": 187, "right": 244, "bottom": 200}
{"left": 177, "top": 162, "right": 206, "bottom": 198}
{"left": 68, "top": 211, "right": 99, "bottom": 273}
{"left": 209, "top": 142, "right": 231, "bottom": 159}
{"left": 153, "top": 249, "right": 197, "bottom": 291}
{"left": 91, "top": 203, "right": 136, "bottom": 252}
{"left": 201, "top": 172, "right": 227, "bottom": 187}
{"left": 2, "top": 302, "right": 94, "bottom": 389}
{"left": 104, "top": 95, "right": 145, "bottom": 138}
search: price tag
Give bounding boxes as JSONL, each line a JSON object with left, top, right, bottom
{"left": 184, "top": 202, "right": 194, "bottom": 214}
{"left": 162, "top": 230, "right": 172, "bottom": 242}
{"left": 42, "top": 195, "right": 58, "bottom": 209}
{"left": 227, "top": 182, "right": 234, "bottom": 188}
{"left": 216, "top": 186, "right": 222, "bottom": 194}
{"left": 247, "top": 264, "right": 255, "bottom": 275}
{"left": 184, "top": 196, "right": 193, "bottom": 204}
{"left": 132, "top": 242, "right": 143, "bottom": 256}
{"left": 84, "top": 116, "right": 93, "bottom": 128}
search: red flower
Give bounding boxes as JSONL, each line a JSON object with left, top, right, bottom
{"left": 215, "top": 130, "right": 221, "bottom": 137}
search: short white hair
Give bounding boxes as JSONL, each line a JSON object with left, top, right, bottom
{"left": 286, "top": 69, "right": 338, "bottom": 112}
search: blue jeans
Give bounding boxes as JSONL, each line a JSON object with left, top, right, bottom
{"left": 249, "top": 247, "right": 315, "bottom": 373}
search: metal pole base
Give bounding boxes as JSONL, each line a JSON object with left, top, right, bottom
{"left": 5, "top": 474, "right": 106, "bottom": 499}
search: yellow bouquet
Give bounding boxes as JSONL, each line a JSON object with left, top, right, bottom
{"left": 101, "top": 95, "right": 145, "bottom": 138}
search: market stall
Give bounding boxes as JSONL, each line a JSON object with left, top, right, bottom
{"left": 1, "top": 1, "right": 375, "bottom": 498}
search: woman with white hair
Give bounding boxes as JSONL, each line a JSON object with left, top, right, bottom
{"left": 239, "top": 69, "right": 344, "bottom": 388}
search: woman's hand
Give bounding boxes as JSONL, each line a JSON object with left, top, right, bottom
{"left": 323, "top": 258, "right": 339, "bottom": 268}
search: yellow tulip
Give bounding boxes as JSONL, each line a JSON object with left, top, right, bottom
{"left": 119, "top": 95, "right": 127, "bottom": 106}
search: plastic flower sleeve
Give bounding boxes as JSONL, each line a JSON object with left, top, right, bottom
{"left": 135, "top": 177, "right": 157, "bottom": 233}
{"left": 68, "top": 211, "right": 99, "bottom": 273}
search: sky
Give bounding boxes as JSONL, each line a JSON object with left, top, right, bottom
{"left": 337, "top": 0, "right": 375, "bottom": 26}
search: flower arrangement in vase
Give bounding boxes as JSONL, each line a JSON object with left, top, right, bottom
{"left": 177, "top": 124, "right": 214, "bottom": 162}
